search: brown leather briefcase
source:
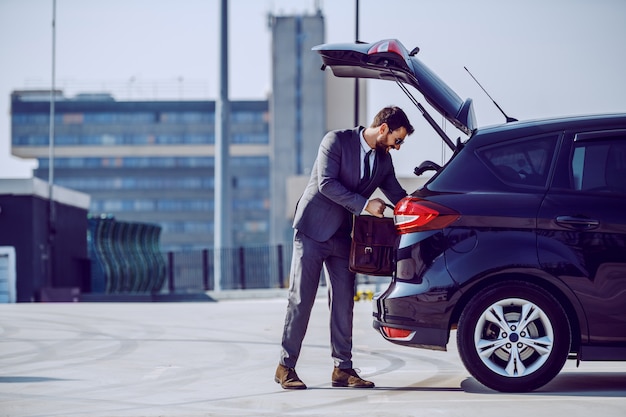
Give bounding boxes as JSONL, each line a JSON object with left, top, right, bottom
{"left": 349, "top": 215, "right": 397, "bottom": 276}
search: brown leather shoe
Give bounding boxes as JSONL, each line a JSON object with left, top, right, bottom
{"left": 331, "top": 367, "right": 375, "bottom": 388}
{"left": 275, "top": 364, "right": 307, "bottom": 390}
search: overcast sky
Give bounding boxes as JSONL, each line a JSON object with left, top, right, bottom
{"left": 1, "top": 0, "right": 625, "bottom": 178}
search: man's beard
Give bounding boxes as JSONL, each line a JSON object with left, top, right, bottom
{"left": 376, "top": 141, "right": 392, "bottom": 153}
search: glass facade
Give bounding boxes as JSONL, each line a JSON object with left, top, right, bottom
{"left": 11, "top": 92, "right": 270, "bottom": 251}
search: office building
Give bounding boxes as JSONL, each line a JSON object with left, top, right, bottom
{"left": 268, "top": 10, "right": 327, "bottom": 245}
{"left": 11, "top": 91, "right": 269, "bottom": 251}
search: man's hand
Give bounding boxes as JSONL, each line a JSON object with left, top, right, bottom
{"left": 364, "top": 198, "right": 387, "bottom": 218}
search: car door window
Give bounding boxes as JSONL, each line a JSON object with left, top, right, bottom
{"left": 572, "top": 136, "right": 626, "bottom": 194}
{"left": 477, "top": 135, "right": 558, "bottom": 187}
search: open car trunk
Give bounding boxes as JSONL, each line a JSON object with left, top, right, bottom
{"left": 313, "top": 39, "right": 477, "bottom": 151}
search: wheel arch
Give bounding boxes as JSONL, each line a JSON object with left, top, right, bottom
{"left": 449, "top": 271, "right": 584, "bottom": 353}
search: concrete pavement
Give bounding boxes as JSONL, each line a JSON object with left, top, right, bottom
{"left": 1, "top": 295, "right": 625, "bottom": 417}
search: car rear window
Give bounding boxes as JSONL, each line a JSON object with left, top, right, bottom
{"left": 476, "top": 135, "right": 558, "bottom": 188}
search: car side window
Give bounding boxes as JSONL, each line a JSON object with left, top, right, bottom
{"left": 477, "top": 135, "right": 558, "bottom": 187}
{"left": 572, "top": 136, "right": 626, "bottom": 194}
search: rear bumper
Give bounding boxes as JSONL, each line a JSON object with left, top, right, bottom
{"left": 371, "top": 230, "right": 459, "bottom": 351}
{"left": 372, "top": 282, "right": 452, "bottom": 351}
{"left": 372, "top": 319, "right": 448, "bottom": 351}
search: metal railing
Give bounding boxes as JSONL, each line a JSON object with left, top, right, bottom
{"left": 164, "top": 244, "right": 292, "bottom": 293}
{"left": 87, "top": 213, "right": 292, "bottom": 294}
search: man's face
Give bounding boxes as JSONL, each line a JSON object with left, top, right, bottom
{"left": 376, "top": 124, "right": 408, "bottom": 153}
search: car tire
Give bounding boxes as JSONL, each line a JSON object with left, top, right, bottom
{"left": 457, "top": 280, "right": 571, "bottom": 392}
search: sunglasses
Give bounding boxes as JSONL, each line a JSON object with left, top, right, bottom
{"left": 389, "top": 134, "right": 405, "bottom": 146}
{"left": 386, "top": 126, "right": 405, "bottom": 146}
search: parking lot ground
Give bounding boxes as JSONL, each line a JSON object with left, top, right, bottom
{"left": 1, "top": 296, "right": 625, "bottom": 417}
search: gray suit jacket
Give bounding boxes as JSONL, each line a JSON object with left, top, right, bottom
{"left": 293, "top": 127, "right": 407, "bottom": 242}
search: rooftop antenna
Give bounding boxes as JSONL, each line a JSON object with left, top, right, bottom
{"left": 464, "top": 66, "right": 517, "bottom": 123}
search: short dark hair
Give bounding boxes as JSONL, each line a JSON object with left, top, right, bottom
{"left": 371, "top": 106, "right": 414, "bottom": 135}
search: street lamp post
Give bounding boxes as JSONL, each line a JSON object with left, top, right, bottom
{"left": 214, "top": 0, "right": 231, "bottom": 292}
{"left": 47, "top": 0, "right": 57, "bottom": 290}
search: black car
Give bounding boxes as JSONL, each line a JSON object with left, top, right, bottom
{"left": 314, "top": 39, "right": 626, "bottom": 392}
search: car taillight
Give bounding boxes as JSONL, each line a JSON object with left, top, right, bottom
{"left": 367, "top": 39, "right": 406, "bottom": 59}
{"left": 381, "top": 326, "right": 414, "bottom": 340}
{"left": 393, "top": 197, "right": 460, "bottom": 234}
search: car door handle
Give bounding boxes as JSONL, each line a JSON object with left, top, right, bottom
{"left": 555, "top": 215, "right": 600, "bottom": 230}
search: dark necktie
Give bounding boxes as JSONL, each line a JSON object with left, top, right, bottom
{"left": 362, "top": 150, "right": 372, "bottom": 182}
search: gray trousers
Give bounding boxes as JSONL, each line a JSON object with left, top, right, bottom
{"left": 279, "top": 229, "right": 356, "bottom": 369}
